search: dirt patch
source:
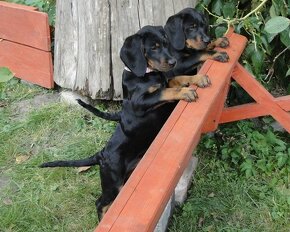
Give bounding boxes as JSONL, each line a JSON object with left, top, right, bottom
{"left": 11, "top": 93, "right": 59, "bottom": 120}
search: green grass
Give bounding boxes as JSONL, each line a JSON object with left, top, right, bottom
{"left": 169, "top": 156, "right": 290, "bottom": 232}
{"left": 0, "top": 79, "right": 116, "bottom": 231}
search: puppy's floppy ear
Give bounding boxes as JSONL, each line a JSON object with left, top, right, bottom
{"left": 120, "top": 34, "right": 147, "bottom": 77}
{"left": 164, "top": 16, "right": 185, "bottom": 50}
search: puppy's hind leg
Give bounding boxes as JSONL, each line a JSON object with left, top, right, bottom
{"left": 96, "top": 155, "right": 125, "bottom": 220}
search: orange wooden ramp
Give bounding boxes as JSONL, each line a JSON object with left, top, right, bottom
{"left": 0, "top": 1, "right": 53, "bottom": 88}
{"left": 95, "top": 29, "right": 290, "bottom": 231}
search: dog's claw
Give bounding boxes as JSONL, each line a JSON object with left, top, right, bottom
{"left": 182, "top": 88, "right": 198, "bottom": 102}
{"left": 214, "top": 52, "right": 229, "bottom": 63}
{"left": 196, "top": 75, "right": 211, "bottom": 88}
{"left": 219, "top": 37, "right": 230, "bottom": 48}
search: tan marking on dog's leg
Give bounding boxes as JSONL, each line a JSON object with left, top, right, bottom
{"left": 170, "top": 75, "right": 211, "bottom": 88}
{"left": 199, "top": 52, "right": 229, "bottom": 63}
{"left": 160, "top": 87, "right": 198, "bottom": 102}
{"left": 100, "top": 203, "right": 112, "bottom": 219}
{"left": 148, "top": 84, "right": 162, "bottom": 93}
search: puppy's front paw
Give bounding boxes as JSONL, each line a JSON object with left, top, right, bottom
{"left": 213, "top": 52, "right": 229, "bottom": 62}
{"left": 181, "top": 88, "right": 198, "bottom": 102}
{"left": 217, "top": 37, "right": 230, "bottom": 48}
{"left": 194, "top": 74, "right": 211, "bottom": 88}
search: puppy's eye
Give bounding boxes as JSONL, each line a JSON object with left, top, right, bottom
{"left": 189, "top": 24, "right": 197, "bottom": 30}
{"left": 151, "top": 43, "right": 160, "bottom": 51}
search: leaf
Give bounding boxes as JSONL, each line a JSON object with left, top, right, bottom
{"left": 265, "top": 32, "right": 278, "bottom": 43}
{"left": 274, "top": 146, "right": 287, "bottom": 152}
{"left": 286, "top": 68, "right": 290, "bottom": 77}
{"left": 251, "top": 48, "right": 264, "bottom": 74}
{"left": 276, "top": 152, "right": 288, "bottom": 168}
{"left": 222, "top": 2, "right": 235, "bottom": 18}
{"left": 265, "top": 130, "right": 277, "bottom": 144}
{"left": 0, "top": 67, "right": 14, "bottom": 83}
{"left": 269, "top": 5, "right": 277, "bottom": 18}
{"left": 77, "top": 166, "right": 91, "bottom": 173}
{"left": 15, "top": 155, "right": 30, "bottom": 164}
{"left": 212, "top": 0, "right": 223, "bottom": 15}
{"left": 280, "top": 28, "right": 290, "bottom": 47}
{"left": 265, "top": 16, "right": 290, "bottom": 34}
{"left": 215, "top": 26, "right": 227, "bottom": 38}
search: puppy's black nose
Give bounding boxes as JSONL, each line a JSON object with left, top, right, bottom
{"left": 168, "top": 59, "right": 176, "bottom": 67}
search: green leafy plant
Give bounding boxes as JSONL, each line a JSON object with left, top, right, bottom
{"left": 199, "top": 120, "right": 290, "bottom": 179}
{"left": 0, "top": 67, "right": 14, "bottom": 83}
{"left": 196, "top": 0, "right": 290, "bottom": 102}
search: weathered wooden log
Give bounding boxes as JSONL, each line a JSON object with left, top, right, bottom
{"left": 54, "top": 0, "right": 195, "bottom": 100}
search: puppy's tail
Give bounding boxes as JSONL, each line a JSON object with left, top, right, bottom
{"left": 39, "top": 153, "right": 100, "bottom": 168}
{"left": 77, "top": 99, "right": 121, "bottom": 122}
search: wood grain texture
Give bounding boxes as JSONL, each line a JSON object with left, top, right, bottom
{"left": 54, "top": 0, "right": 196, "bottom": 99}
{"left": 54, "top": 0, "right": 111, "bottom": 99}
{"left": 0, "top": 1, "right": 50, "bottom": 51}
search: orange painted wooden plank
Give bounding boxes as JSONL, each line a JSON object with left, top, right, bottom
{"left": 232, "top": 64, "right": 290, "bottom": 133}
{"left": 0, "top": 40, "right": 54, "bottom": 88}
{"left": 95, "top": 31, "right": 247, "bottom": 232}
{"left": 219, "top": 96, "right": 290, "bottom": 124}
{"left": 202, "top": 79, "right": 231, "bottom": 133}
{"left": 0, "top": 1, "right": 50, "bottom": 51}
{"left": 276, "top": 95, "right": 290, "bottom": 111}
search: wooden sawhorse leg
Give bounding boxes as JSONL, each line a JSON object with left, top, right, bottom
{"left": 229, "top": 63, "right": 290, "bottom": 133}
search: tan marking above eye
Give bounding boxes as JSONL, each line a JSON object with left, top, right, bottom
{"left": 151, "top": 43, "right": 160, "bottom": 51}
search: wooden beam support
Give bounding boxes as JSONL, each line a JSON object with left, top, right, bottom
{"left": 232, "top": 64, "right": 290, "bottom": 133}
{"left": 219, "top": 96, "right": 290, "bottom": 124}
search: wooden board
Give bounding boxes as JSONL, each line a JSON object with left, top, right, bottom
{"left": 219, "top": 96, "right": 290, "bottom": 124}
{"left": 95, "top": 30, "right": 248, "bottom": 231}
{"left": 0, "top": 1, "right": 50, "bottom": 51}
{"left": 232, "top": 64, "right": 290, "bottom": 133}
{"left": 0, "top": 40, "right": 53, "bottom": 88}
{"left": 54, "top": 0, "right": 196, "bottom": 99}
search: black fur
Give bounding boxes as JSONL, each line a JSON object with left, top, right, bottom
{"left": 40, "top": 25, "right": 198, "bottom": 220}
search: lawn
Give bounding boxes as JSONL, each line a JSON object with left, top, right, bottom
{"left": 1, "top": 79, "right": 290, "bottom": 231}
{"left": 0, "top": 79, "right": 116, "bottom": 231}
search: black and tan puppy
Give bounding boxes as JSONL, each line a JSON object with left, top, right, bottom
{"left": 40, "top": 26, "right": 208, "bottom": 220}
{"left": 164, "top": 7, "right": 229, "bottom": 77}
{"left": 77, "top": 8, "right": 229, "bottom": 121}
